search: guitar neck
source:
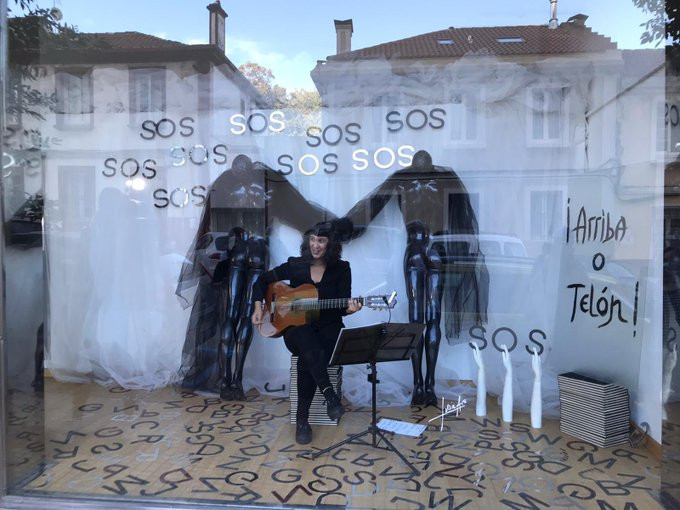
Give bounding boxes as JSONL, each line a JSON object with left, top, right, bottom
{"left": 294, "top": 296, "right": 363, "bottom": 311}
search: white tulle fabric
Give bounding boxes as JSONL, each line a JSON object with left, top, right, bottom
{"left": 47, "top": 187, "right": 188, "bottom": 388}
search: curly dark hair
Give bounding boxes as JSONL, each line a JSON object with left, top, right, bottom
{"left": 299, "top": 221, "right": 343, "bottom": 264}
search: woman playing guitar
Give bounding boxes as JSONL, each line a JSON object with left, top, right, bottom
{"left": 251, "top": 219, "right": 362, "bottom": 445}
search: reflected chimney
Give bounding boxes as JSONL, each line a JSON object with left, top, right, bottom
{"left": 334, "top": 19, "right": 353, "bottom": 54}
{"left": 207, "top": 1, "right": 227, "bottom": 53}
{"left": 549, "top": 0, "right": 558, "bottom": 29}
{"left": 567, "top": 13, "right": 588, "bottom": 26}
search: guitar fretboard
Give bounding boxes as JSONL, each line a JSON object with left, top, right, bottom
{"left": 290, "top": 297, "right": 364, "bottom": 311}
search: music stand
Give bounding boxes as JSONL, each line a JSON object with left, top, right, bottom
{"left": 299, "top": 322, "right": 423, "bottom": 475}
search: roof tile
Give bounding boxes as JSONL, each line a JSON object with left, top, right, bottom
{"left": 82, "top": 31, "right": 187, "bottom": 50}
{"left": 329, "top": 23, "right": 616, "bottom": 61}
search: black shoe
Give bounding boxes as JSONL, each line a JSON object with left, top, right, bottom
{"left": 219, "top": 382, "right": 234, "bottom": 400}
{"left": 411, "top": 385, "right": 425, "bottom": 406}
{"left": 32, "top": 377, "right": 44, "bottom": 393}
{"left": 424, "top": 387, "right": 438, "bottom": 407}
{"left": 295, "top": 421, "right": 312, "bottom": 444}
{"left": 323, "top": 390, "right": 345, "bottom": 421}
{"left": 230, "top": 382, "right": 246, "bottom": 401}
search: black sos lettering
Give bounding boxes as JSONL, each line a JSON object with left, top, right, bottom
{"left": 103, "top": 158, "right": 157, "bottom": 179}
{"left": 170, "top": 144, "right": 228, "bottom": 166}
{"left": 139, "top": 117, "right": 194, "bottom": 140}
{"left": 153, "top": 185, "right": 207, "bottom": 208}
{"left": 386, "top": 108, "right": 446, "bottom": 132}
{"left": 468, "top": 325, "right": 546, "bottom": 355}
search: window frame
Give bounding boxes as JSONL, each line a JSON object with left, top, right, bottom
{"left": 129, "top": 66, "right": 167, "bottom": 115}
{"left": 449, "top": 88, "right": 485, "bottom": 147}
{"left": 57, "top": 165, "right": 96, "bottom": 228}
{"left": 54, "top": 67, "right": 94, "bottom": 130}
{"left": 526, "top": 85, "right": 569, "bottom": 147}
{"left": 527, "top": 187, "right": 566, "bottom": 241}
{"left": 655, "top": 97, "right": 680, "bottom": 157}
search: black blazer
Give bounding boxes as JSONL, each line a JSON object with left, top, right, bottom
{"left": 253, "top": 256, "right": 351, "bottom": 328}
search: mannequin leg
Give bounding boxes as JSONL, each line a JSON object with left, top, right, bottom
{"left": 406, "top": 258, "right": 425, "bottom": 405}
{"left": 219, "top": 240, "right": 247, "bottom": 400}
{"left": 32, "top": 323, "right": 44, "bottom": 392}
{"left": 231, "top": 237, "right": 267, "bottom": 400}
{"left": 424, "top": 248, "right": 444, "bottom": 407}
{"left": 404, "top": 223, "right": 428, "bottom": 405}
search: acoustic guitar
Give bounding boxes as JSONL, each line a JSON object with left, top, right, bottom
{"left": 256, "top": 281, "right": 397, "bottom": 338}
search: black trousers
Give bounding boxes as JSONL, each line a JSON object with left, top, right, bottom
{"left": 284, "top": 323, "right": 339, "bottom": 418}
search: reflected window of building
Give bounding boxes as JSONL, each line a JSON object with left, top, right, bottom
{"left": 4, "top": 167, "right": 25, "bottom": 217}
{"left": 530, "top": 189, "right": 563, "bottom": 240}
{"left": 658, "top": 100, "right": 680, "bottom": 154}
{"left": 480, "top": 239, "right": 501, "bottom": 255}
{"left": 55, "top": 68, "right": 93, "bottom": 129}
{"left": 450, "top": 91, "right": 480, "bottom": 144}
{"left": 129, "top": 67, "right": 166, "bottom": 113}
{"left": 529, "top": 87, "right": 567, "bottom": 144}
{"left": 6, "top": 69, "right": 23, "bottom": 129}
{"left": 57, "top": 166, "right": 95, "bottom": 226}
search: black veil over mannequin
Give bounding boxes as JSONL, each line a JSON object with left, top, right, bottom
{"left": 347, "top": 149, "right": 489, "bottom": 406}
{"left": 176, "top": 154, "right": 334, "bottom": 400}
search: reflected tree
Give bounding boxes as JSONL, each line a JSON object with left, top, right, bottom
{"left": 633, "top": 0, "right": 679, "bottom": 46}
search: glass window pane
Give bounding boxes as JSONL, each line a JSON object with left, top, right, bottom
{"left": 1, "top": 1, "right": 667, "bottom": 506}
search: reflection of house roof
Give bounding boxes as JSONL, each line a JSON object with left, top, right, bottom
{"left": 328, "top": 22, "right": 617, "bottom": 61}
{"left": 83, "top": 31, "right": 188, "bottom": 50}
{"left": 9, "top": 19, "right": 267, "bottom": 107}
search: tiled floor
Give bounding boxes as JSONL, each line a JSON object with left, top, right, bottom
{"left": 4, "top": 379, "right": 668, "bottom": 509}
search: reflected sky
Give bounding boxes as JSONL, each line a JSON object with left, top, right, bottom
{"left": 25, "top": 0, "right": 659, "bottom": 90}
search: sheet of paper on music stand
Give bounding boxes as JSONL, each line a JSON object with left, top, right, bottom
{"left": 377, "top": 418, "right": 427, "bottom": 437}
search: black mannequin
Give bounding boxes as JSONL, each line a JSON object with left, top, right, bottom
{"left": 346, "top": 150, "right": 488, "bottom": 406}
{"left": 177, "top": 154, "right": 333, "bottom": 400}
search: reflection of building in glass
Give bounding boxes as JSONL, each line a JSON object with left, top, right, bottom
{"left": 0, "top": 3, "right": 673, "bottom": 506}
{"left": 7, "top": 2, "right": 267, "bottom": 389}
{"left": 8, "top": 1, "right": 264, "bottom": 223}
{"left": 312, "top": 10, "right": 665, "bottom": 448}
{"left": 312, "top": 12, "right": 643, "bottom": 258}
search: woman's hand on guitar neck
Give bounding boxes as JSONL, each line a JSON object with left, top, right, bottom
{"left": 346, "top": 298, "right": 363, "bottom": 315}
{"left": 251, "top": 301, "right": 265, "bottom": 325}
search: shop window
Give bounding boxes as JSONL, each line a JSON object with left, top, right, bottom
{"left": 528, "top": 87, "right": 567, "bottom": 145}
{"left": 129, "top": 67, "right": 166, "bottom": 113}
{"left": 55, "top": 68, "right": 93, "bottom": 129}
{"left": 530, "top": 189, "right": 563, "bottom": 240}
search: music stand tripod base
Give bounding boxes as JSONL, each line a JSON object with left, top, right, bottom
{"left": 297, "top": 322, "right": 424, "bottom": 476}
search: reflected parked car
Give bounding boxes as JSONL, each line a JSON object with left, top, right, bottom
{"left": 429, "top": 233, "right": 528, "bottom": 262}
